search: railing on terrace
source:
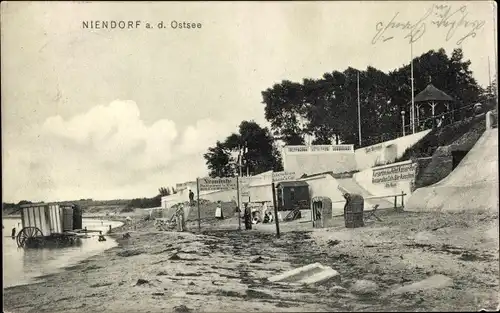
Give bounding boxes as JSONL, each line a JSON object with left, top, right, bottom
{"left": 402, "top": 102, "right": 492, "bottom": 136}
{"left": 359, "top": 103, "right": 494, "bottom": 148}
{"left": 284, "top": 144, "right": 354, "bottom": 153}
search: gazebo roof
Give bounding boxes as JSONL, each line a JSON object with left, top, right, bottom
{"left": 414, "top": 84, "right": 454, "bottom": 102}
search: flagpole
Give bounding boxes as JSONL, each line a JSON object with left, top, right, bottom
{"left": 494, "top": 12, "right": 498, "bottom": 107}
{"left": 411, "top": 41, "right": 415, "bottom": 134}
{"left": 238, "top": 148, "right": 243, "bottom": 177}
{"left": 357, "top": 71, "right": 362, "bottom": 146}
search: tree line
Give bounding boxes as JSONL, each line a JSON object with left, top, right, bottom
{"left": 204, "top": 48, "right": 496, "bottom": 177}
{"left": 263, "top": 48, "right": 493, "bottom": 147}
{"left": 3, "top": 186, "right": 178, "bottom": 212}
{"left": 125, "top": 186, "right": 177, "bottom": 209}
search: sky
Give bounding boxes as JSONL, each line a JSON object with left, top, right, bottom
{"left": 1, "top": 1, "right": 497, "bottom": 202}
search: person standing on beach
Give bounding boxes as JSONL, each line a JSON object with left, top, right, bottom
{"left": 343, "top": 192, "right": 351, "bottom": 219}
{"left": 174, "top": 205, "right": 186, "bottom": 232}
{"left": 215, "top": 201, "right": 224, "bottom": 220}
{"left": 189, "top": 190, "right": 195, "bottom": 206}
{"left": 11, "top": 227, "right": 16, "bottom": 238}
{"left": 243, "top": 203, "right": 252, "bottom": 230}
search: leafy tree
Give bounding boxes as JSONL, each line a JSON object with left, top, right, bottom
{"left": 448, "top": 48, "right": 482, "bottom": 108}
{"left": 223, "top": 121, "right": 283, "bottom": 175}
{"left": 271, "top": 143, "right": 284, "bottom": 172}
{"left": 303, "top": 77, "right": 338, "bottom": 145}
{"left": 390, "top": 48, "right": 481, "bottom": 121}
{"left": 261, "top": 47, "right": 484, "bottom": 149}
{"left": 359, "top": 66, "right": 396, "bottom": 145}
{"left": 479, "top": 78, "right": 497, "bottom": 110}
{"left": 203, "top": 141, "right": 234, "bottom": 178}
{"left": 204, "top": 121, "right": 283, "bottom": 177}
{"left": 261, "top": 81, "right": 307, "bottom": 145}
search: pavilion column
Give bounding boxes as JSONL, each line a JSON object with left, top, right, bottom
{"left": 445, "top": 103, "right": 453, "bottom": 124}
{"left": 431, "top": 102, "right": 437, "bottom": 128}
{"left": 416, "top": 104, "right": 421, "bottom": 129}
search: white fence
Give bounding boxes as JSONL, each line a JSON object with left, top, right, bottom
{"left": 284, "top": 144, "right": 354, "bottom": 154}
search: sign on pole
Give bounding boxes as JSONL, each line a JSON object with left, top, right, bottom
{"left": 271, "top": 182, "right": 280, "bottom": 238}
{"left": 272, "top": 171, "right": 296, "bottom": 183}
{"left": 198, "top": 177, "right": 237, "bottom": 192}
{"left": 238, "top": 176, "right": 253, "bottom": 198}
{"left": 236, "top": 177, "right": 241, "bottom": 230}
{"left": 196, "top": 179, "right": 201, "bottom": 231}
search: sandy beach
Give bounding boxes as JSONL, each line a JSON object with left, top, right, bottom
{"left": 3, "top": 209, "right": 499, "bottom": 313}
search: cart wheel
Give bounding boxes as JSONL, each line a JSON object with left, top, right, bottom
{"left": 16, "top": 227, "right": 44, "bottom": 248}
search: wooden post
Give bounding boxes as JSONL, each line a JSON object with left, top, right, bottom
{"left": 394, "top": 196, "right": 397, "bottom": 209}
{"left": 401, "top": 191, "right": 405, "bottom": 209}
{"left": 196, "top": 178, "right": 201, "bottom": 232}
{"left": 20, "top": 208, "right": 25, "bottom": 230}
{"left": 321, "top": 204, "right": 324, "bottom": 228}
{"left": 271, "top": 183, "right": 280, "bottom": 238}
{"left": 311, "top": 202, "right": 315, "bottom": 228}
{"left": 236, "top": 176, "right": 241, "bottom": 231}
{"left": 311, "top": 202, "right": 314, "bottom": 223}
{"left": 486, "top": 111, "right": 493, "bottom": 129}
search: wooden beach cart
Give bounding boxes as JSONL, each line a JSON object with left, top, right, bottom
{"left": 16, "top": 203, "right": 83, "bottom": 248}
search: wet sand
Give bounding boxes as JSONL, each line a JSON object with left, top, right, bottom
{"left": 3, "top": 210, "right": 499, "bottom": 312}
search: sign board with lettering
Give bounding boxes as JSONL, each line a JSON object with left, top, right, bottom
{"left": 237, "top": 177, "right": 254, "bottom": 197}
{"left": 272, "top": 171, "right": 296, "bottom": 183}
{"left": 198, "top": 177, "right": 237, "bottom": 192}
{"left": 372, "top": 162, "right": 417, "bottom": 188}
{"left": 238, "top": 177, "right": 254, "bottom": 185}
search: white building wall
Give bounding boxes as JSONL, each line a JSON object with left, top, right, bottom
{"left": 354, "top": 130, "right": 431, "bottom": 171}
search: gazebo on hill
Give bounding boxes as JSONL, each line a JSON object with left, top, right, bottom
{"left": 413, "top": 83, "right": 454, "bottom": 130}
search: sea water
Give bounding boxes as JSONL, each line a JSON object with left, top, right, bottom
{"left": 2, "top": 217, "right": 123, "bottom": 288}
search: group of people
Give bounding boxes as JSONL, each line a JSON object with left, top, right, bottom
{"left": 186, "top": 189, "right": 281, "bottom": 231}
{"left": 241, "top": 203, "right": 275, "bottom": 230}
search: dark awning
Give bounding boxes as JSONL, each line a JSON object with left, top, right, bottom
{"left": 276, "top": 181, "right": 309, "bottom": 188}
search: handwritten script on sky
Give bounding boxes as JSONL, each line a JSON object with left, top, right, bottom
{"left": 372, "top": 4, "right": 486, "bottom": 45}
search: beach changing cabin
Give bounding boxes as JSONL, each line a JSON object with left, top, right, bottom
{"left": 16, "top": 203, "right": 83, "bottom": 249}
{"left": 275, "top": 181, "right": 310, "bottom": 212}
{"left": 19, "top": 203, "right": 82, "bottom": 236}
